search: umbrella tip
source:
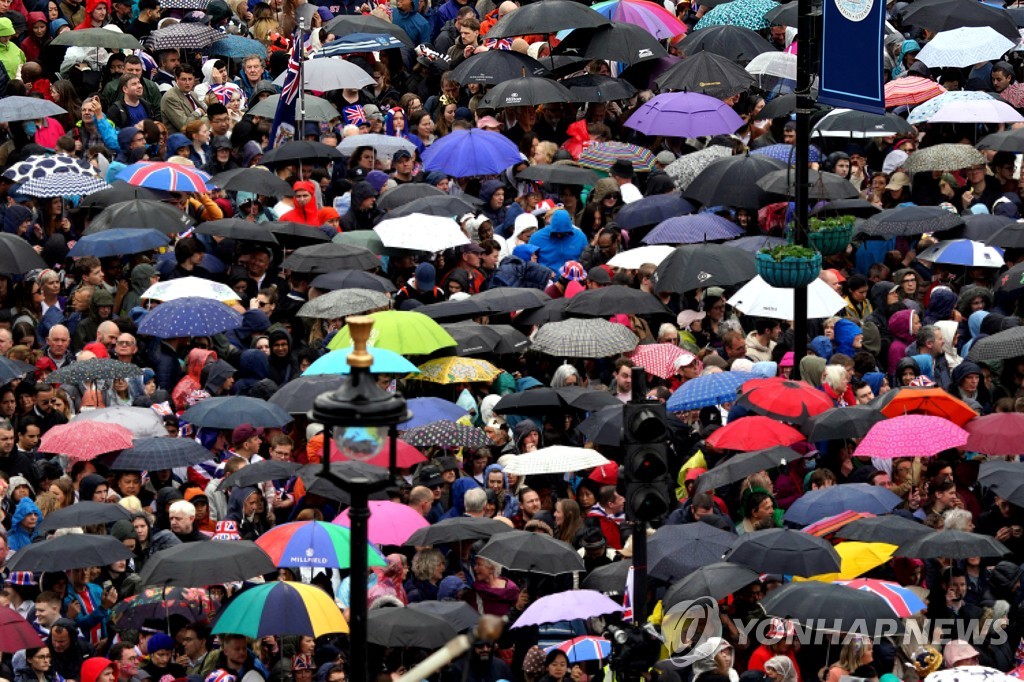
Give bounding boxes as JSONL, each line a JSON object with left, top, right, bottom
{"left": 347, "top": 316, "right": 375, "bottom": 369}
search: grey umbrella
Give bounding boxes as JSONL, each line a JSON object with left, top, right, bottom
{"left": 51, "top": 28, "right": 142, "bottom": 49}
{"left": 377, "top": 184, "right": 446, "bottom": 211}
{"left": 248, "top": 94, "right": 341, "bottom": 122}
{"left": 757, "top": 169, "right": 860, "bottom": 200}
{"left": 903, "top": 144, "right": 987, "bottom": 174}
{"left": 532, "top": 318, "right": 639, "bottom": 358}
{"left": 280, "top": 243, "right": 379, "bottom": 274}
{"left": 665, "top": 145, "right": 733, "bottom": 189}
{"left": 297, "top": 288, "right": 390, "bottom": 319}
{"left": 0, "top": 97, "right": 67, "bottom": 123}
{"left": 967, "top": 326, "right": 1024, "bottom": 363}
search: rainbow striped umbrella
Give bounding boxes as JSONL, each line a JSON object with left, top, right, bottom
{"left": 547, "top": 636, "right": 612, "bottom": 663}
{"left": 591, "top": 0, "right": 686, "bottom": 39}
{"left": 578, "top": 141, "right": 656, "bottom": 173}
{"left": 801, "top": 511, "right": 874, "bottom": 538}
{"left": 255, "top": 521, "right": 386, "bottom": 569}
{"left": 834, "top": 579, "right": 926, "bottom": 617}
{"left": 117, "top": 161, "right": 212, "bottom": 193}
{"left": 212, "top": 581, "right": 349, "bottom": 637}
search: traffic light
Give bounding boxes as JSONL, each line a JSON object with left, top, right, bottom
{"left": 622, "top": 401, "right": 672, "bottom": 522}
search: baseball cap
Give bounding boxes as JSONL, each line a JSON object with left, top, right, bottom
{"left": 560, "top": 260, "right": 586, "bottom": 282}
{"left": 392, "top": 149, "right": 412, "bottom": 162}
{"left": 417, "top": 465, "right": 444, "bottom": 487}
{"left": 414, "top": 262, "right": 436, "bottom": 291}
{"left": 462, "top": 242, "right": 485, "bottom": 255}
{"left": 363, "top": 104, "right": 383, "bottom": 121}
{"left": 886, "top": 171, "right": 911, "bottom": 190}
{"left": 588, "top": 265, "right": 612, "bottom": 285}
{"left": 231, "top": 423, "right": 263, "bottom": 446}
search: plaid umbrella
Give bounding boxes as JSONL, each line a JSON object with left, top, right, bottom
{"left": 19, "top": 174, "right": 109, "bottom": 198}
{"left": 111, "top": 437, "right": 214, "bottom": 470}
{"left": 907, "top": 91, "right": 997, "bottom": 124}
{"left": 50, "top": 359, "right": 143, "bottom": 384}
{"left": 412, "top": 357, "right": 502, "bottom": 384}
{"left": 967, "top": 326, "right": 1024, "bottom": 363}
{"left": 885, "top": 76, "right": 946, "bottom": 108}
{"left": 38, "top": 421, "right": 134, "bottom": 462}
{"left": 532, "top": 318, "right": 639, "bottom": 358}
{"left": 296, "top": 289, "right": 390, "bottom": 319}
{"left": 666, "top": 371, "right": 755, "bottom": 411}
{"left": 751, "top": 143, "right": 822, "bottom": 164}
{"left": 3, "top": 154, "right": 96, "bottom": 183}
{"left": 903, "top": 144, "right": 987, "bottom": 173}
{"left": 665, "top": 145, "right": 733, "bottom": 189}
{"left": 578, "top": 141, "right": 656, "bottom": 172}
{"left": 695, "top": 0, "right": 779, "bottom": 31}
{"left": 402, "top": 421, "right": 491, "bottom": 449}
{"left": 628, "top": 343, "right": 691, "bottom": 379}
{"left": 146, "top": 23, "right": 224, "bottom": 50}
{"left": 118, "top": 161, "right": 212, "bottom": 193}
{"left": 642, "top": 214, "right": 744, "bottom": 244}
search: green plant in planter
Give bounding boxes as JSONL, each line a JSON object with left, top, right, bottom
{"left": 806, "top": 215, "right": 854, "bottom": 256}
{"left": 808, "top": 215, "right": 855, "bottom": 232}
{"left": 759, "top": 244, "right": 818, "bottom": 262}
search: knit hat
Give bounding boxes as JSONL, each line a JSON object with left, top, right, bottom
{"left": 148, "top": 633, "right": 175, "bottom": 653}
{"left": 0, "top": 18, "right": 15, "bottom": 36}
{"left": 110, "top": 519, "right": 138, "bottom": 543}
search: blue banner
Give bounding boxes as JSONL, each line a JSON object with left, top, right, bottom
{"left": 818, "top": 0, "right": 886, "bottom": 113}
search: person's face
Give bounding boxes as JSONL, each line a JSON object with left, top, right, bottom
{"left": 715, "top": 646, "right": 733, "bottom": 672}
{"left": 48, "top": 329, "right": 70, "bottom": 356}
{"left": 753, "top": 497, "right": 774, "bottom": 520}
{"left": 169, "top": 510, "right": 192, "bottom": 534}
{"left": 615, "top": 365, "right": 632, "bottom": 392}
{"left": 150, "top": 649, "right": 172, "bottom": 668}
{"left": 119, "top": 473, "right": 141, "bottom": 497}
{"left": 576, "top": 486, "right": 595, "bottom": 508}
{"left": 92, "top": 483, "right": 109, "bottom": 502}
{"left": 49, "top": 484, "right": 65, "bottom": 505}
{"left": 243, "top": 493, "right": 260, "bottom": 516}
{"left": 834, "top": 159, "right": 850, "bottom": 177}
{"left": 254, "top": 337, "right": 270, "bottom": 354}
{"left": 395, "top": 156, "right": 414, "bottom": 175}
{"left": 210, "top": 113, "right": 229, "bottom": 135}
{"left": 480, "top": 249, "right": 500, "bottom": 270}
{"left": 116, "top": 334, "right": 137, "bottom": 358}
{"left": 133, "top": 517, "right": 149, "bottom": 542}
{"left": 176, "top": 70, "right": 195, "bottom": 93}
{"left": 783, "top": 127, "right": 796, "bottom": 144}
{"left": 50, "top": 630, "right": 71, "bottom": 653}
{"left": 294, "top": 189, "right": 312, "bottom": 206}
{"left": 553, "top": 504, "right": 564, "bottom": 526}
{"left": 854, "top": 385, "right": 874, "bottom": 405}
{"left": 459, "top": 25, "right": 478, "bottom": 43}
{"left": 547, "top": 655, "right": 569, "bottom": 679}
{"left": 178, "top": 629, "right": 203, "bottom": 659}
{"left": 932, "top": 329, "right": 946, "bottom": 354}
{"left": 726, "top": 337, "right": 747, "bottom": 360}
{"left": 521, "top": 491, "right": 541, "bottom": 516}
{"left": 487, "top": 472, "right": 504, "bottom": 495}
{"left": 417, "top": 116, "right": 434, "bottom": 136}
{"left": 961, "top": 372, "right": 980, "bottom": 393}
{"left": 993, "top": 70, "right": 1012, "bottom": 92}
{"left": 244, "top": 58, "right": 263, "bottom": 81}
{"left": 249, "top": 252, "right": 271, "bottom": 277}
{"left": 0, "top": 427, "right": 14, "bottom": 455}
{"left": 91, "top": 0, "right": 107, "bottom": 19}
{"left": 911, "top": 313, "right": 922, "bottom": 335}
{"left": 19, "top": 425, "right": 40, "bottom": 449}
{"left": 119, "top": 648, "right": 140, "bottom": 676}
{"left": 597, "top": 232, "right": 618, "bottom": 257}
{"left": 272, "top": 338, "right": 289, "bottom": 357}
{"left": 35, "top": 601, "right": 59, "bottom": 626}
{"left": 851, "top": 286, "right": 868, "bottom": 303}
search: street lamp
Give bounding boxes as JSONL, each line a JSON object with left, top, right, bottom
{"left": 310, "top": 316, "right": 411, "bottom": 682}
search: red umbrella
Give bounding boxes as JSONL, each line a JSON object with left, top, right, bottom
{"left": 884, "top": 76, "right": 945, "bottom": 108}
{"left": 705, "top": 416, "right": 804, "bottom": 451}
{"left": 735, "top": 377, "right": 833, "bottom": 427}
{"left": 38, "top": 421, "right": 134, "bottom": 462}
{"left": 0, "top": 607, "right": 44, "bottom": 652}
{"left": 965, "top": 412, "right": 1024, "bottom": 456}
{"left": 326, "top": 436, "right": 426, "bottom": 468}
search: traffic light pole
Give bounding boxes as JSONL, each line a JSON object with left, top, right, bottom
{"left": 630, "top": 367, "right": 649, "bottom": 625}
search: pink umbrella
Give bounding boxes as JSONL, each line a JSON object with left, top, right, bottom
{"left": 334, "top": 500, "right": 429, "bottom": 546}
{"left": 853, "top": 414, "right": 968, "bottom": 459}
{"left": 38, "top": 421, "right": 134, "bottom": 462}
{"left": 628, "top": 343, "right": 693, "bottom": 379}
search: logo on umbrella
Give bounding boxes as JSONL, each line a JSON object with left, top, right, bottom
{"left": 663, "top": 597, "right": 723, "bottom": 666}
{"left": 305, "top": 547, "right": 315, "bottom": 558}
{"left": 699, "top": 81, "right": 723, "bottom": 87}
{"left": 697, "top": 271, "right": 712, "bottom": 282}
{"left": 637, "top": 49, "right": 654, "bottom": 58}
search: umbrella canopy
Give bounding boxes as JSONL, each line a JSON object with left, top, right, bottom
{"left": 581, "top": 560, "right": 632, "bottom": 595}
{"left": 654, "top": 243, "right": 756, "bottom": 293}
{"left": 784, "top": 484, "right": 904, "bottom": 526}
{"left": 751, "top": 143, "right": 822, "bottom": 164}
{"left": 694, "top": 446, "right": 805, "bottom": 494}
{"left": 272, "top": 57, "right": 374, "bottom": 91}
{"left": 591, "top": 0, "right": 687, "bottom": 39}
{"left": 928, "top": 668, "right": 1020, "bottom": 682}
{"left": 563, "top": 73, "right": 639, "bottom": 102}
{"left": 322, "top": 14, "right": 412, "bottom": 44}
{"left": 517, "top": 164, "right": 601, "bottom": 186}
{"left": 304, "top": 347, "right": 419, "bottom": 376}
{"left": 736, "top": 377, "right": 834, "bottom": 426}
{"left": 402, "top": 421, "right": 490, "bottom": 450}
{"left": 19, "top": 173, "right": 109, "bottom": 198}
{"left": 656, "top": 50, "right": 755, "bottom": 98}
{"left": 335, "top": 500, "right": 430, "bottom": 546}
{"left": 665, "top": 145, "right": 734, "bottom": 189}
{"left": 141, "top": 277, "right": 240, "bottom": 302}
{"left": 85, "top": 199, "right": 193, "bottom": 235}
{"left": 854, "top": 414, "right": 968, "bottom": 459}
{"left": 513, "top": 590, "right": 622, "bottom": 628}
{"left": 760, "top": 581, "right": 899, "bottom": 632}
{"left": 666, "top": 371, "right": 755, "bottom": 412}
{"left": 257, "top": 520, "right": 386, "bottom": 568}
{"left": 207, "top": 33, "right": 265, "bottom": 58}
{"left": 836, "top": 515, "right": 935, "bottom": 544}
{"left": 450, "top": 49, "right": 547, "bottom": 84}
{"left": 607, "top": 245, "right": 676, "bottom": 269}
{"left": 878, "top": 386, "right": 977, "bottom": 425}
{"left": 111, "top": 438, "right": 213, "bottom": 471}
{"left": 8, "top": 534, "right": 134, "bottom": 571}
{"left": 37, "top": 501, "right": 133, "bottom": 533}
{"left": 280, "top": 243, "right": 379, "bottom": 274}
{"left": 248, "top": 94, "right": 342, "bottom": 122}
{"left": 479, "top": 76, "right": 573, "bottom": 108}
{"left": 0, "top": 96, "right": 67, "bottom": 123}
{"left": 695, "top": 0, "right": 778, "bottom": 30}
{"left": 49, "top": 358, "right": 143, "bottom": 384}
{"left": 858, "top": 205, "right": 964, "bottom": 239}
{"left": 977, "top": 129, "right": 1024, "bottom": 153}
{"left": 706, "top": 415, "right": 805, "bottom": 451}
{"left": 624, "top": 92, "right": 743, "bottom": 138}
{"left": 398, "top": 397, "right": 469, "bottom": 430}
{"left": 677, "top": 25, "right": 774, "bottom": 62}
{"left": 138, "top": 297, "right": 242, "bottom": 338}
{"left": 547, "top": 637, "right": 612, "bottom": 663}
{"left": 182, "top": 396, "right": 292, "bottom": 429}
{"left": 486, "top": 0, "right": 609, "bottom": 38}
{"left": 376, "top": 183, "right": 446, "bottom": 211}
{"left": 338, "top": 134, "right": 417, "bottom": 160}
{"left": 908, "top": 91, "right": 998, "bottom": 125}
{"left": 37, "top": 421, "right": 133, "bottom": 462}
{"left": 111, "top": 586, "right": 220, "bottom": 633}
{"left": 564, "top": 287, "right": 672, "bottom": 317}
{"left": 311, "top": 270, "right": 396, "bottom": 293}
{"left": 728, "top": 276, "right": 847, "bottom": 320}
{"left": 261, "top": 141, "right": 343, "bottom": 166}
{"left": 813, "top": 109, "right": 914, "bottom": 138}
{"left": 296, "top": 289, "right": 390, "bottom": 319}
{"left": 387, "top": 195, "right": 480, "bottom": 220}
{"left": 616, "top": 195, "right": 695, "bottom": 231}
{"left": 967, "top": 325, "right": 1024, "bottom": 363}
{"left": 929, "top": 99, "right": 1024, "bottom": 124}
{"left": 745, "top": 50, "right": 796, "bottom": 80}
{"left": 213, "top": 581, "right": 348, "bottom": 638}
{"left": 885, "top": 76, "right": 946, "bottom": 108}
{"left": 477, "top": 530, "right": 585, "bottom": 575}
{"left": 904, "top": 144, "right": 987, "bottom": 174}
{"left": 836, "top": 579, "right": 927, "bottom": 618}
{"left": 441, "top": 322, "right": 530, "bottom": 356}
{"left": 0, "top": 609, "right": 45, "bottom": 653}
{"left": 210, "top": 168, "right": 292, "bottom": 196}
{"left": 642, "top": 214, "right": 743, "bottom": 244}
{"left": 802, "top": 511, "right": 876, "bottom": 538}
{"left": 0, "top": 234, "right": 47, "bottom": 274}
{"left": 648, "top": 524, "right": 736, "bottom": 581}
{"left": 531, "top": 318, "right": 639, "bottom": 358}
{"left": 421, "top": 128, "right": 525, "bottom": 177}
{"left": 221, "top": 461, "right": 302, "bottom": 490}
{"left": 894, "top": 530, "right": 1009, "bottom": 560}
{"left": 554, "top": 23, "right": 668, "bottom": 66}
{"left": 792, "top": 541, "right": 896, "bottom": 582}
{"left": 145, "top": 22, "right": 222, "bottom": 49}
{"left": 118, "top": 161, "right": 211, "bottom": 193}
{"left": 373, "top": 214, "right": 469, "bottom": 253}
{"left": 139, "top": 540, "right": 276, "bottom": 585}
{"left": 3, "top": 154, "right": 95, "bottom": 183}
{"left": 73, "top": 406, "right": 167, "bottom": 438}
{"left": 662, "top": 562, "right": 760, "bottom": 610}
{"left": 725, "top": 528, "right": 842, "bottom": 577}
{"left": 757, "top": 169, "right": 860, "bottom": 200}
{"left": 404, "top": 516, "right": 516, "bottom": 546}
{"left": 900, "top": 0, "right": 1019, "bottom": 41}
{"left": 495, "top": 386, "right": 620, "bottom": 415}
{"left": 502, "top": 446, "right": 610, "bottom": 476}
{"left": 803, "top": 406, "right": 887, "bottom": 441}
{"left": 628, "top": 343, "right": 693, "bottom": 379}
{"left": 968, "top": 415, "right": 1024, "bottom": 457}
{"left": 917, "top": 239, "right": 1004, "bottom": 268}
{"left": 413, "top": 357, "right": 501, "bottom": 384}
{"left": 67, "top": 228, "right": 169, "bottom": 258}
{"left": 683, "top": 154, "right": 787, "bottom": 209}
{"left": 367, "top": 607, "right": 457, "bottom": 648}
{"left": 327, "top": 311, "right": 456, "bottom": 355}
{"left": 0, "top": 357, "right": 33, "bottom": 384}
{"left": 579, "top": 142, "right": 656, "bottom": 172}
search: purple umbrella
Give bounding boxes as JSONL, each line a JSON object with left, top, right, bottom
{"left": 511, "top": 589, "right": 623, "bottom": 628}
{"left": 643, "top": 214, "right": 744, "bottom": 244}
{"left": 624, "top": 92, "right": 744, "bottom": 138}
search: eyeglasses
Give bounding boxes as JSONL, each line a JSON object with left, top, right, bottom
{"left": 116, "top": 340, "right": 135, "bottom": 346}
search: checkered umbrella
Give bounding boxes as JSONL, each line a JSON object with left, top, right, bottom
{"left": 19, "top": 173, "right": 109, "bottom": 198}
{"left": 578, "top": 141, "right": 656, "bottom": 172}
{"left": 401, "top": 421, "right": 491, "bottom": 449}
{"left": 146, "top": 23, "right": 224, "bottom": 50}
{"left": 531, "top": 318, "right": 639, "bottom": 358}
{"left": 967, "top": 326, "right": 1024, "bottom": 363}
{"left": 111, "top": 437, "right": 214, "bottom": 470}
{"left": 3, "top": 154, "right": 96, "bottom": 183}
{"left": 50, "top": 359, "right": 143, "bottom": 384}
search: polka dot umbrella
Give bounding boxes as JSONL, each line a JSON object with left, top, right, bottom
{"left": 137, "top": 296, "right": 242, "bottom": 339}
{"left": 2, "top": 154, "right": 96, "bottom": 184}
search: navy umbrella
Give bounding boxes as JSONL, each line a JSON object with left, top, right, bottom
{"left": 643, "top": 214, "right": 744, "bottom": 244}
{"left": 68, "top": 228, "right": 169, "bottom": 258}
{"left": 269, "top": 375, "right": 346, "bottom": 415}
{"left": 784, "top": 483, "right": 904, "bottom": 526}
{"left": 182, "top": 396, "right": 293, "bottom": 430}
{"left": 111, "top": 437, "right": 214, "bottom": 471}
{"left": 398, "top": 397, "right": 470, "bottom": 430}
{"left": 616, "top": 194, "right": 695, "bottom": 230}
{"left": 0, "top": 357, "right": 37, "bottom": 384}
{"left": 138, "top": 297, "right": 242, "bottom": 339}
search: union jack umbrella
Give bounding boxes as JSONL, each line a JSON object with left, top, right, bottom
{"left": 117, "top": 161, "right": 212, "bottom": 193}
{"left": 834, "top": 579, "right": 926, "bottom": 618}
{"left": 546, "top": 637, "right": 612, "bottom": 663}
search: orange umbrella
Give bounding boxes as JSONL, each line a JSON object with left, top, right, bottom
{"left": 878, "top": 386, "right": 976, "bottom": 426}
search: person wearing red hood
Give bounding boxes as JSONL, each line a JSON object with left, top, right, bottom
{"left": 80, "top": 658, "right": 117, "bottom": 682}
{"left": 75, "top": 0, "right": 108, "bottom": 29}
{"left": 279, "top": 181, "right": 320, "bottom": 227}
{"left": 19, "top": 13, "right": 47, "bottom": 62}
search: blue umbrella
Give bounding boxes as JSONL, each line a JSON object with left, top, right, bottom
{"left": 302, "top": 347, "right": 420, "bottom": 376}
{"left": 68, "top": 228, "right": 169, "bottom": 258}
{"left": 111, "top": 437, "right": 213, "bottom": 470}
{"left": 207, "top": 34, "right": 267, "bottom": 59}
{"left": 137, "top": 296, "right": 242, "bottom": 339}
{"left": 422, "top": 129, "right": 523, "bottom": 178}
{"left": 398, "top": 397, "right": 469, "bottom": 430}
{"left": 182, "top": 396, "right": 293, "bottom": 429}
{"left": 616, "top": 194, "right": 695, "bottom": 230}
{"left": 320, "top": 33, "right": 406, "bottom": 57}
{"left": 751, "top": 143, "right": 822, "bottom": 164}
{"left": 666, "top": 371, "right": 754, "bottom": 412}
{"left": 642, "top": 214, "right": 744, "bottom": 244}
{"left": 783, "top": 483, "right": 904, "bottom": 526}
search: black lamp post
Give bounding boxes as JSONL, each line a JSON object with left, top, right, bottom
{"left": 310, "top": 316, "right": 411, "bottom": 682}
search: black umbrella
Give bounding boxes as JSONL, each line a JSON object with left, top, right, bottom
{"left": 684, "top": 154, "right": 787, "bottom": 209}
{"left": 387, "top": 195, "right": 480, "bottom": 219}
{"left": 111, "top": 437, "right": 214, "bottom": 471}
{"left": 266, "top": 221, "right": 331, "bottom": 248}
{"left": 322, "top": 14, "right": 413, "bottom": 44}
{"left": 450, "top": 49, "right": 548, "bottom": 84}
{"left": 562, "top": 74, "right": 637, "bottom": 103}
{"left": 210, "top": 167, "right": 294, "bottom": 196}
{"left": 261, "top": 141, "right": 343, "bottom": 166}
{"left": 662, "top": 562, "right": 760, "bottom": 610}
{"left": 549, "top": 385, "right": 623, "bottom": 411}
{"left": 655, "top": 243, "right": 756, "bottom": 293}
{"left": 967, "top": 326, "right": 1024, "bottom": 363}
{"left": 857, "top": 205, "right": 964, "bottom": 239}
{"left": 480, "top": 76, "right": 573, "bottom": 108}
{"left": 487, "top": 0, "right": 609, "bottom": 39}
{"left": 377, "top": 184, "right": 446, "bottom": 211}
{"left": 367, "top": 607, "right": 458, "bottom": 648}
{"left": 900, "top": 0, "right": 1019, "bottom": 41}
{"left": 649, "top": 524, "right": 736, "bottom": 581}
{"left": 581, "top": 559, "right": 632, "bottom": 594}
{"left": 894, "top": 530, "right": 1010, "bottom": 559}
{"left": 759, "top": 93, "right": 797, "bottom": 119}
{"left": 0, "top": 233, "right": 47, "bottom": 275}
{"left": 616, "top": 194, "right": 695, "bottom": 230}
{"left": 49, "top": 359, "right": 143, "bottom": 384}
{"left": 757, "top": 169, "right": 860, "bottom": 200}
{"left": 404, "top": 516, "right": 516, "bottom": 546}
{"left": 138, "top": 540, "right": 277, "bottom": 586}
{"left": 577, "top": 405, "right": 623, "bottom": 446}
{"left": 410, "top": 601, "right": 480, "bottom": 632}
{"left": 269, "top": 375, "right": 345, "bottom": 414}
{"left": 765, "top": 1, "right": 797, "bottom": 25}
{"left": 280, "top": 243, "right": 378, "bottom": 274}
{"left": 655, "top": 51, "right": 756, "bottom": 99}
{"left": 495, "top": 386, "right": 620, "bottom": 416}
{"left": 995, "top": 262, "right": 1024, "bottom": 297}
{"left": 37, "top": 501, "right": 133, "bottom": 533}
{"left": 477, "top": 530, "right": 585, "bottom": 575}
{"left": 220, "top": 460, "right": 301, "bottom": 489}
{"left": 761, "top": 582, "right": 899, "bottom": 633}
{"left": 937, "top": 214, "right": 1016, "bottom": 242}
{"left": 809, "top": 199, "right": 880, "bottom": 218}
{"left": 695, "top": 447, "right": 805, "bottom": 494}
{"left": 442, "top": 322, "right": 530, "bottom": 355}
{"left": 978, "top": 461, "right": 1024, "bottom": 507}
{"left": 677, "top": 25, "right": 775, "bottom": 62}
{"left": 724, "top": 528, "right": 841, "bottom": 577}
{"left": 80, "top": 181, "right": 164, "bottom": 208}
{"left": 977, "top": 129, "right": 1024, "bottom": 153}
{"left": 300, "top": 462, "right": 392, "bottom": 505}
{"left": 8, "top": 534, "right": 134, "bottom": 571}
{"left": 472, "top": 287, "right": 551, "bottom": 313}
{"left": 517, "top": 164, "right": 601, "bottom": 186}
{"left": 802, "top": 406, "right": 886, "bottom": 441}
{"left": 553, "top": 23, "right": 667, "bottom": 66}
{"left": 195, "top": 218, "right": 279, "bottom": 245}
{"left": 564, "top": 287, "right": 673, "bottom": 317}
{"left": 814, "top": 110, "right": 914, "bottom": 138}
{"left": 0, "top": 357, "right": 36, "bottom": 384}
{"left": 84, "top": 199, "right": 193, "bottom": 235}
{"left": 110, "top": 585, "right": 220, "bottom": 633}
{"left": 182, "top": 396, "right": 292, "bottom": 429}
{"left": 311, "top": 270, "right": 396, "bottom": 293}
{"left": 835, "top": 514, "right": 935, "bottom": 544}
{"left": 514, "top": 298, "right": 569, "bottom": 326}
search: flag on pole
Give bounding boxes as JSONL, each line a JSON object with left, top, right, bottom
{"left": 270, "top": 28, "right": 303, "bottom": 148}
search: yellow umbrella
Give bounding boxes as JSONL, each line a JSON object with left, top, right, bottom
{"left": 411, "top": 357, "right": 501, "bottom": 384}
{"left": 794, "top": 541, "right": 896, "bottom": 582}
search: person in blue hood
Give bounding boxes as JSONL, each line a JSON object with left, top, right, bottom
{"left": 862, "top": 371, "right": 887, "bottom": 398}
{"left": 528, "top": 209, "right": 587, "bottom": 272}
{"left": 962, "top": 310, "right": 990, "bottom": 356}
{"left": 231, "top": 349, "right": 272, "bottom": 396}
{"left": 923, "top": 286, "right": 957, "bottom": 326}
{"left": 442, "top": 477, "right": 482, "bottom": 519}
{"left": 3, "top": 204, "right": 33, "bottom": 240}
{"left": 8, "top": 496, "right": 41, "bottom": 551}
{"left": 809, "top": 335, "right": 833, "bottom": 361}
{"left": 833, "top": 318, "right": 863, "bottom": 357}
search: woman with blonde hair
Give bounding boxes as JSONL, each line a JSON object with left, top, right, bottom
{"left": 826, "top": 637, "right": 873, "bottom": 682}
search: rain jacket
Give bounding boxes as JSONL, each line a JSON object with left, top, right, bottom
{"left": 279, "top": 180, "right": 321, "bottom": 226}
{"left": 80, "top": 658, "right": 114, "bottom": 682}
{"left": 487, "top": 255, "right": 553, "bottom": 291}
{"left": 8, "top": 496, "right": 42, "bottom": 551}
{"left": 232, "top": 349, "right": 271, "bottom": 396}
{"left": 923, "top": 285, "right": 957, "bottom": 326}
{"left": 172, "top": 348, "right": 218, "bottom": 411}
{"left": 267, "top": 329, "right": 298, "bottom": 386}
{"left": 528, "top": 209, "right": 587, "bottom": 272}
{"left": 833, "top": 318, "right": 862, "bottom": 357}
{"left": 73, "top": 288, "right": 115, "bottom": 350}
{"left": 962, "top": 310, "right": 990, "bottom": 356}
{"left": 442, "top": 477, "right": 483, "bottom": 519}
{"left": 478, "top": 180, "right": 508, "bottom": 230}
{"left": 887, "top": 309, "right": 916, "bottom": 374}
{"left": 120, "top": 263, "right": 156, "bottom": 316}
{"left": 226, "top": 486, "right": 269, "bottom": 540}
{"left": 75, "top": 0, "right": 107, "bottom": 28}
{"left": 483, "top": 463, "right": 519, "bottom": 519}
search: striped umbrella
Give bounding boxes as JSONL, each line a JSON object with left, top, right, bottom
{"left": 835, "top": 578, "right": 926, "bottom": 617}
{"left": 579, "top": 141, "right": 656, "bottom": 172}
{"left": 695, "top": 0, "right": 779, "bottom": 31}
{"left": 547, "top": 636, "right": 612, "bottom": 663}
{"left": 256, "top": 520, "right": 386, "bottom": 569}
{"left": 19, "top": 174, "right": 109, "bottom": 198}
{"left": 117, "top": 162, "right": 212, "bottom": 193}
{"left": 907, "top": 90, "right": 997, "bottom": 125}
{"left": 590, "top": 0, "right": 687, "bottom": 39}
{"left": 885, "top": 76, "right": 946, "bottom": 108}
{"left": 801, "top": 511, "right": 874, "bottom": 538}
{"left": 212, "top": 581, "right": 349, "bottom": 637}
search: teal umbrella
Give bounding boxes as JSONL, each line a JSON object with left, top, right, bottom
{"left": 695, "top": 0, "right": 780, "bottom": 31}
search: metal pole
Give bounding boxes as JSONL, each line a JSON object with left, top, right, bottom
{"left": 348, "top": 483, "right": 370, "bottom": 682}
{"left": 629, "top": 367, "right": 648, "bottom": 625}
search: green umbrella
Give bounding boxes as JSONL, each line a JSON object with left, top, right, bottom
{"left": 326, "top": 311, "right": 457, "bottom": 356}
{"left": 695, "top": 0, "right": 780, "bottom": 31}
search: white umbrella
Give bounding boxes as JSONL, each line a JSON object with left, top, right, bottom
{"left": 142, "top": 276, "right": 240, "bottom": 302}
{"left": 273, "top": 57, "right": 375, "bottom": 91}
{"left": 928, "top": 99, "right": 1024, "bottom": 124}
{"left": 607, "top": 245, "right": 675, "bottom": 270}
{"left": 917, "top": 239, "right": 1005, "bottom": 268}
{"left": 337, "top": 133, "right": 416, "bottom": 158}
{"left": 502, "top": 446, "right": 610, "bottom": 476}
{"left": 374, "top": 214, "right": 470, "bottom": 252}
{"left": 73, "top": 406, "right": 167, "bottom": 438}
{"left": 745, "top": 51, "right": 797, "bottom": 80}
{"left": 916, "top": 27, "right": 1015, "bottom": 68}
{"left": 729, "top": 275, "right": 846, "bottom": 320}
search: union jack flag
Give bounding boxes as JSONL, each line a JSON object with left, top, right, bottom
{"left": 270, "top": 28, "right": 303, "bottom": 148}
{"left": 343, "top": 104, "right": 367, "bottom": 126}
{"left": 483, "top": 37, "right": 513, "bottom": 50}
